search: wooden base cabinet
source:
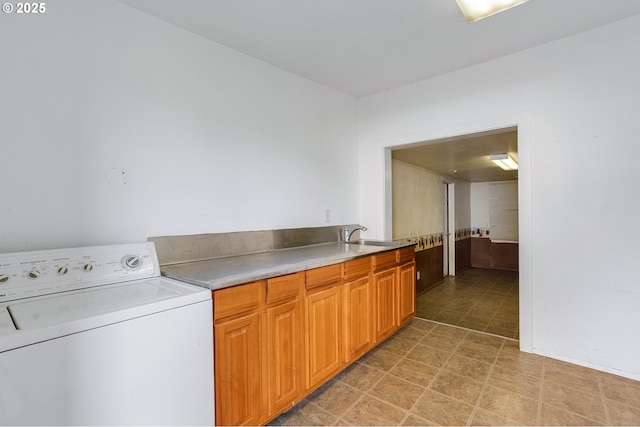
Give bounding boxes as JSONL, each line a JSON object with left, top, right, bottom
{"left": 212, "top": 246, "right": 416, "bottom": 426}
{"left": 214, "top": 313, "right": 261, "bottom": 426}
{"left": 343, "top": 257, "right": 373, "bottom": 363}
{"left": 265, "top": 299, "right": 302, "bottom": 417}
{"left": 213, "top": 273, "right": 304, "bottom": 426}
{"left": 305, "top": 285, "right": 342, "bottom": 389}
{"left": 304, "top": 264, "right": 343, "bottom": 390}
{"left": 372, "top": 268, "right": 397, "bottom": 343}
{"left": 397, "top": 261, "right": 416, "bottom": 325}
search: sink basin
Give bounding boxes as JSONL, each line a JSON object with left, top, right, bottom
{"left": 345, "top": 240, "right": 402, "bottom": 247}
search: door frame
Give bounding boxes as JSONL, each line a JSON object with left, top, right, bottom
{"left": 382, "top": 112, "right": 532, "bottom": 352}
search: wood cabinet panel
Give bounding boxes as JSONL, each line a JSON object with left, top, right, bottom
{"left": 214, "top": 281, "right": 263, "bottom": 323}
{"left": 265, "top": 299, "right": 303, "bottom": 416}
{"left": 343, "top": 275, "right": 372, "bottom": 363}
{"left": 396, "top": 246, "right": 415, "bottom": 265}
{"left": 214, "top": 314, "right": 261, "bottom": 426}
{"left": 305, "top": 264, "right": 342, "bottom": 291}
{"left": 373, "top": 268, "right": 396, "bottom": 342}
{"left": 490, "top": 242, "right": 519, "bottom": 271}
{"left": 397, "top": 261, "right": 416, "bottom": 326}
{"left": 455, "top": 238, "right": 471, "bottom": 273}
{"left": 471, "top": 238, "right": 492, "bottom": 269}
{"left": 305, "top": 286, "right": 342, "bottom": 389}
{"left": 343, "top": 257, "right": 371, "bottom": 281}
{"left": 470, "top": 238, "right": 519, "bottom": 271}
{"left": 267, "top": 273, "right": 303, "bottom": 305}
{"left": 372, "top": 250, "right": 397, "bottom": 272}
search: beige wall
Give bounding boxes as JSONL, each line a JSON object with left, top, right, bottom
{"left": 392, "top": 159, "right": 445, "bottom": 240}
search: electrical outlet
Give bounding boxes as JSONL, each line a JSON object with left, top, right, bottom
{"left": 324, "top": 209, "right": 331, "bottom": 223}
{"left": 416, "top": 271, "right": 421, "bottom": 280}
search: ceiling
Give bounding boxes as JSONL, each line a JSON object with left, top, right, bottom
{"left": 392, "top": 128, "right": 518, "bottom": 183}
{"left": 116, "top": 0, "right": 640, "bottom": 98}
{"left": 114, "top": 0, "right": 640, "bottom": 181}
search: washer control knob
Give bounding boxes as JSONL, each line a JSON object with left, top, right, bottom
{"left": 83, "top": 263, "right": 93, "bottom": 272}
{"left": 57, "top": 266, "right": 69, "bottom": 276}
{"left": 0, "top": 274, "right": 9, "bottom": 284}
{"left": 28, "top": 270, "right": 41, "bottom": 280}
{"left": 122, "top": 255, "right": 142, "bottom": 271}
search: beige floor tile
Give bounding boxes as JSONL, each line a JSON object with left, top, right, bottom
{"left": 369, "top": 374, "right": 424, "bottom": 410}
{"left": 389, "top": 358, "right": 439, "bottom": 388}
{"left": 606, "top": 399, "right": 640, "bottom": 426}
{"left": 539, "top": 403, "right": 603, "bottom": 426}
{"left": 443, "top": 354, "right": 492, "bottom": 381}
{"left": 336, "top": 362, "right": 384, "bottom": 391}
{"left": 394, "top": 325, "right": 430, "bottom": 342}
{"left": 339, "top": 395, "right": 406, "bottom": 426}
{"left": 358, "top": 347, "right": 401, "bottom": 371}
{"left": 401, "top": 413, "right": 439, "bottom": 426}
{"left": 429, "top": 370, "right": 485, "bottom": 404}
{"left": 477, "top": 384, "right": 539, "bottom": 425}
{"left": 457, "top": 318, "right": 491, "bottom": 331}
{"left": 306, "top": 380, "right": 362, "bottom": 416}
{"left": 379, "top": 335, "right": 419, "bottom": 356}
{"left": 268, "top": 399, "right": 338, "bottom": 426}
{"left": 433, "top": 311, "right": 466, "bottom": 324}
{"left": 599, "top": 372, "right": 640, "bottom": 408}
{"left": 406, "top": 343, "right": 452, "bottom": 368}
{"left": 415, "top": 268, "right": 518, "bottom": 339}
{"left": 488, "top": 366, "right": 541, "bottom": 400}
{"left": 495, "top": 346, "right": 544, "bottom": 377}
{"left": 484, "top": 324, "right": 518, "bottom": 339}
{"left": 542, "top": 381, "right": 607, "bottom": 424}
{"left": 455, "top": 340, "right": 501, "bottom": 364}
{"left": 406, "top": 317, "right": 437, "bottom": 332}
{"left": 463, "top": 331, "right": 506, "bottom": 348}
{"left": 470, "top": 408, "right": 526, "bottom": 426}
{"left": 543, "top": 361, "right": 600, "bottom": 394}
{"left": 411, "top": 389, "right": 474, "bottom": 426}
{"left": 418, "top": 332, "right": 460, "bottom": 352}
{"left": 431, "top": 323, "right": 470, "bottom": 339}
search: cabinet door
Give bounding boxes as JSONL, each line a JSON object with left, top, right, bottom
{"left": 305, "top": 286, "right": 342, "bottom": 389}
{"left": 266, "top": 299, "right": 303, "bottom": 416}
{"left": 214, "top": 313, "right": 261, "bottom": 426}
{"left": 397, "top": 261, "right": 416, "bottom": 326}
{"left": 373, "top": 268, "right": 397, "bottom": 342}
{"left": 343, "top": 275, "right": 372, "bottom": 363}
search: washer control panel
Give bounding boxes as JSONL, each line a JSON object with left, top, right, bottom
{"left": 0, "top": 242, "right": 159, "bottom": 303}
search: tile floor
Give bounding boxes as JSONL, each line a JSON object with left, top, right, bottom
{"left": 415, "top": 268, "right": 519, "bottom": 339}
{"left": 269, "top": 319, "right": 640, "bottom": 426}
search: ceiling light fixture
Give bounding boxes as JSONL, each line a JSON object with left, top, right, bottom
{"left": 455, "top": 0, "right": 529, "bottom": 23}
{"left": 490, "top": 153, "right": 518, "bottom": 170}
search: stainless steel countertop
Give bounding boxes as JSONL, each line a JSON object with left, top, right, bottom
{"left": 160, "top": 241, "right": 414, "bottom": 291}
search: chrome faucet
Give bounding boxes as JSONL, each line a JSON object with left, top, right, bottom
{"left": 344, "top": 225, "right": 367, "bottom": 242}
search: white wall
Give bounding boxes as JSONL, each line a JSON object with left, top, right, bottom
{"left": 454, "top": 181, "right": 471, "bottom": 230}
{"left": 471, "top": 181, "right": 518, "bottom": 241}
{"left": 0, "top": 0, "right": 358, "bottom": 252}
{"left": 359, "top": 14, "right": 640, "bottom": 380}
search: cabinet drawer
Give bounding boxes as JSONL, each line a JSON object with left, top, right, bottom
{"left": 396, "top": 246, "right": 415, "bottom": 265}
{"left": 305, "top": 264, "right": 342, "bottom": 291}
{"left": 267, "top": 272, "right": 303, "bottom": 304}
{"left": 343, "top": 257, "right": 371, "bottom": 281}
{"left": 371, "top": 250, "right": 397, "bottom": 272}
{"left": 214, "top": 281, "right": 264, "bottom": 323}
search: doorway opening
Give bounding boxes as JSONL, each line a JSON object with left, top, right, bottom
{"left": 390, "top": 127, "right": 520, "bottom": 339}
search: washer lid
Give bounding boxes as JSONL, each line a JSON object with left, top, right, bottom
{"left": 8, "top": 281, "right": 178, "bottom": 330}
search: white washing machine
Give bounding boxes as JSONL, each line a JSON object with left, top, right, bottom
{"left": 0, "top": 242, "right": 214, "bottom": 425}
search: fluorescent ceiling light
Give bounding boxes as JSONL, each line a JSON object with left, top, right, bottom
{"left": 456, "top": 0, "right": 529, "bottom": 23}
{"left": 490, "top": 153, "right": 518, "bottom": 170}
